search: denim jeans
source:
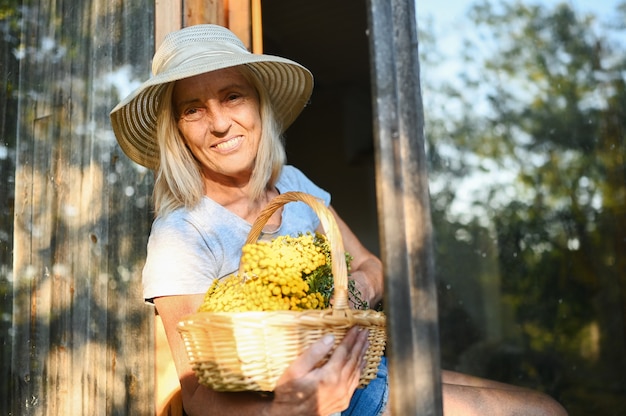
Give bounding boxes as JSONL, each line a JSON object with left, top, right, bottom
{"left": 342, "top": 356, "right": 389, "bottom": 416}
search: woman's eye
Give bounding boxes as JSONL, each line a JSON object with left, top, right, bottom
{"left": 226, "top": 93, "right": 241, "bottom": 101}
{"left": 181, "top": 107, "right": 205, "bottom": 121}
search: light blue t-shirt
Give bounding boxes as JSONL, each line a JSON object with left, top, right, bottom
{"left": 142, "top": 165, "right": 330, "bottom": 301}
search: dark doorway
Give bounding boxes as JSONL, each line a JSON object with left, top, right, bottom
{"left": 261, "top": 0, "right": 380, "bottom": 254}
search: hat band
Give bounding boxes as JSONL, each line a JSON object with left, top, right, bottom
{"left": 155, "top": 42, "right": 248, "bottom": 75}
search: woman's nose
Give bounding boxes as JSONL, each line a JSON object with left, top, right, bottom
{"left": 207, "top": 104, "right": 232, "bottom": 134}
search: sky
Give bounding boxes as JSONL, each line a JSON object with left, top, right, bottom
{"left": 413, "top": 0, "right": 626, "bottom": 108}
{"left": 416, "top": 0, "right": 622, "bottom": 24}
{"left": 413, "top": 0, "right": 624, "bottom": 118}
{"left": 415, "top": 0, "right": 623, "bottom": 69}
{"left": 413, "top": 0, "right": 625, "bottom": 221}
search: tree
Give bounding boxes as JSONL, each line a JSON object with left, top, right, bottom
{"left": 421, "top": 1, "right": 626, "bottom": 414}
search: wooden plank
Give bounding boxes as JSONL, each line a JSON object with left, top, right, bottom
{"left": 227, "top": 0, "right": 251, "bottom": 50}
{"left": 9, "top": 1, "right": 156, "bottom": 414}
{"left": 366, "top": 0, "right": 444, "bottom": 415}
{"left": 156, "top": 0, "right": 182, "bottom": 49}
{"left": 184, "top": 0, "right": 225, "bottom": 27}
{"left": 155, "top": 314, "right": 182, "bottom": 415}
{"left": 0, "top": 7, "right": 18, "bottom": 412}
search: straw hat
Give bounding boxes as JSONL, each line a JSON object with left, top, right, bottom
{"left": 110, "top": 24, "right": 314, "bottom": 170}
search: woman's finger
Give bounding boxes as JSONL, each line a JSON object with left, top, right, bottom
{"left": 279, "top": 333, "right": 336, "bottom": 382}
{"left": 321, "top": 326, "right": 369, "bottom": 391}
{"left": 328, "top": 326, "right": 369, "bottom": 366}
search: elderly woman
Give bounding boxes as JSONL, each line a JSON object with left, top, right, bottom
{"left": 110, "top": 24, "right": 567, "bottom": 416}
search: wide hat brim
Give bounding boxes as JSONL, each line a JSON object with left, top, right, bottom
{"left": 109, "top": 24, "right": 314, "bottom": 170}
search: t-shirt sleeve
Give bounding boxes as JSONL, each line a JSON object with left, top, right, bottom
{"left": 142, "top": 214, "right": 218, "bottom": 301}
{"left": 277, "top": 165, "right": 331, "bottom": 206}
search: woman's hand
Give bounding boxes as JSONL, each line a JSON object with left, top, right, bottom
{"left": 265, "top": 326, "right": 370, "bottom": 416}
{"left": 348, "top": 269, "right": 378, "bottom": 309}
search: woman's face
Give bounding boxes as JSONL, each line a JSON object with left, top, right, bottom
{"left": 172, "top": 67, "right": 262, "bottom": 181}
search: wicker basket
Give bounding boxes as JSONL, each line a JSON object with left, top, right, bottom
{"left": 176, "top": 191, "right": 386, "bottom": 392}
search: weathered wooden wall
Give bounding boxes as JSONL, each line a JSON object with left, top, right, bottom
{"left": 7, "top": 1, "right": 155, "bottom": 414}
{"left": 1, "top": 1, "right": 254, "bottom": 414}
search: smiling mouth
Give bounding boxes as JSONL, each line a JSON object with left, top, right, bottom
{"left": 213, "top": 136, "right": 242, "bottom": 151}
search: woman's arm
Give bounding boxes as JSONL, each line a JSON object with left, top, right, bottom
{"left": 327, "top": 205, "right": 384, "bottom": 308}
{"left": 155, "top": 294, "right": 272, "bottom": 415}
{"left": 154, "top": 294, "right": 370, "bottom": 416}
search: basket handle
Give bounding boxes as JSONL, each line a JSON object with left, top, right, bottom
{"left": 242, "top": 191, "right": 349, "bottom": 311}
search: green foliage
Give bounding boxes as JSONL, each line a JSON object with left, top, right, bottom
{"left": 308, "top": 233, "right": 369, "bottom": 310}
{"left": 422, "top": 1, "right": 626, "bottom": 414}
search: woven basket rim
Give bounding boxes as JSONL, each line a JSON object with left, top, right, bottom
{"left": 178, "top": 307, "right": 387, "bottom": 330}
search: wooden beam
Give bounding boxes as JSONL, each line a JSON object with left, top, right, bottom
{"left": 251, "top": 0, "right": 263, "bottom": 53}
{"left": 366, "top": 0, "right": 444, "bottom": 414}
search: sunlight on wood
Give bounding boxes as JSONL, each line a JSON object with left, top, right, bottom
{"left": 156, "top": 314, "right": 183, "bottom": 416}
